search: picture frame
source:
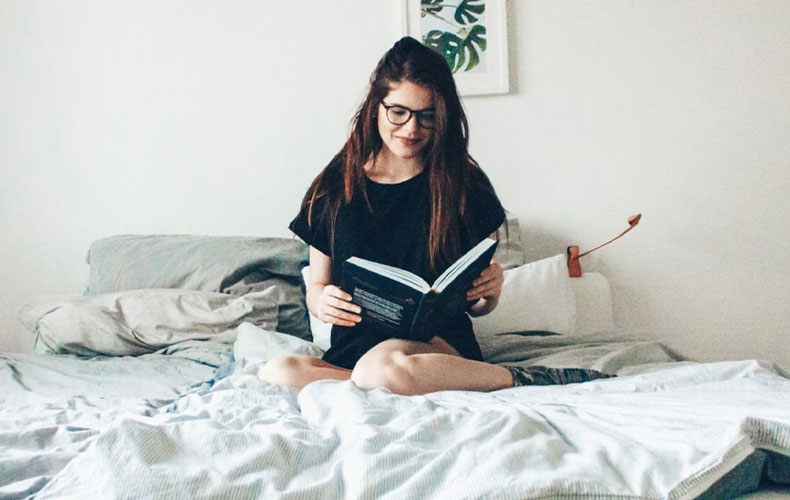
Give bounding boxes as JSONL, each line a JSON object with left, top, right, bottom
{"left": 402, "top": 0, "right": 509, "bottom": 96}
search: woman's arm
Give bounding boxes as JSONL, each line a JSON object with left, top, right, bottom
{"left": 306, "top": 246, "right": 362, "bottom": 327}
{"left": 466, "top": 232, "right": 504, "bottom": 317}
{"left": 466, "top": 260, "right": 503, "bottom": 317}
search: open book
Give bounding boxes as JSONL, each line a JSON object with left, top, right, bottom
{"left": 340, "top": 238, "right": 498, "bottom": 342}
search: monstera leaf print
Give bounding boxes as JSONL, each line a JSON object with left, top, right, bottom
{"left": 424, "top": 30, "right": 463, "bottom": 71}
{"left": 454, "top": 0, "right": 485, "bottom": 24}
{"left": 424, "top": 24, "right": 486, "bottom": 72}
{"left": 421, "top": 0, "right": 444, "bottom": 15}
{"left": 420, "top": 0, "right": 487, "bottom": 74}
{"left": 460, "top": 24, "right": 486, "bottom": 70}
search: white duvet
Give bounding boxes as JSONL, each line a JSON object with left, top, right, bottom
{"left": 30, "top": 362, "right": 790, "bottom": 499}
{"left": 2, "top": 327, "right": 789, "bottom": 499}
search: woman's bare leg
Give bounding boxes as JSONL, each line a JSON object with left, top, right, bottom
{"left": 257, "top": 355, "right": 351, "bottom": 390}
{"left": 351, "top": 338, "right": 512, "bottom": 396}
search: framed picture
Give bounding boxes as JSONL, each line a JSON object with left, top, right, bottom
{"left": 402, "top": 0, "right": 509, "bottom": 96}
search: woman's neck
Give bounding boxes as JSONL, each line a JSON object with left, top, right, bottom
{"left": 365, "top": 149, "right": 424, "bottom": 184}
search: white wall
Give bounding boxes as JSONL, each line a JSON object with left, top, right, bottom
{"left": 1, "top": 1, "right": 788, "bottom": 367}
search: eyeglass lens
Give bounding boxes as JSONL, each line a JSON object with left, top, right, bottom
{"left": 386, "top": 105, "right": 435, "bottom": 129}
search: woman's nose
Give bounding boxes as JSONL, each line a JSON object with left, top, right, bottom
{"left": 402, "top": 114, "right": 419, "bottom": 132}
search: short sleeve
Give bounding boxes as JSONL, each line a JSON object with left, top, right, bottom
{"left": 288, "top": 197, "right": 332, "bottom": 257}
{"left": 469, "top": 182, "right": 506, "bottom": 241}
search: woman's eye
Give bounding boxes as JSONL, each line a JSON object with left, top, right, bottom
{"left": 391, "top": 108, "right": 408, "bottom": 117}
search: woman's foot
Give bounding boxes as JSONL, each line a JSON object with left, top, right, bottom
{"left": 505, "top": 365, "right": 614, "bottom": 387}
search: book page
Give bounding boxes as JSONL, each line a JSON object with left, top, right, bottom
{"left": 433, "top": 238, "right": 497, "bottom": 292}
{"left": 345, "top": 257, "right": 429, "bottom": 292}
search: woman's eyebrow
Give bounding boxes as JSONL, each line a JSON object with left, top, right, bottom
{"left": 383, "top": 101, "right": 436, "bottom": 112}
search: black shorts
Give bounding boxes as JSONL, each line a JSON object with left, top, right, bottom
{"left": 321, "top": 314, "right": 483, "bottom": 370}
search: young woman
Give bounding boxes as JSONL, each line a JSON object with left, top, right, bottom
{"left": 259, "top": 37, "right": 609, "bottom": 395}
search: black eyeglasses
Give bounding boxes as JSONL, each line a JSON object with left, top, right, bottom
{"left": 381, "top": 102, "right": 436, "bottom": 130}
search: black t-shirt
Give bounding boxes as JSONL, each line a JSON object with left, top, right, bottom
{"left": 289, "top": 169, "right": 505, "bottom": 369}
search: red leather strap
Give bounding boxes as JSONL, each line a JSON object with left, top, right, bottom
{"left": 567, "top": 214, "right": 641, "bottom": 277}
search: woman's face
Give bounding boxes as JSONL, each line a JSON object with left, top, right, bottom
{"left": 377, "top": 81, "right": 435, "bottom": 160}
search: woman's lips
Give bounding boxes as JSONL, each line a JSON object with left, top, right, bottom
{"left": 396, "top": 136, "right": 420, "bottom": 146}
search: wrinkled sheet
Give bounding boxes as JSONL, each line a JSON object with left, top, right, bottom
{"left": 0, "top": 342, "right": 230, "bottom": 499}
{"left": 2, "top": 331, "right": 789, "bottom": 500}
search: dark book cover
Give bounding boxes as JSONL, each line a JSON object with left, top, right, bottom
{"left": 340, "top": 239, "right": 498, "bottom": 342}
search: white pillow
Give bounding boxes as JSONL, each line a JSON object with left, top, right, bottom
{"left": 300, "top": 266, "right": 333, "bottom": 351}
{"left": 569, "top": 272, "right": 615, "bottom": 334}
{"left": 472, "top": 254, "right": 575, "bottom": 336}
{"left": 234, "top": 322, "right": 324, "bottom": 372}
{"left": 471, "top": 254, "right": 614, "bottom": 337}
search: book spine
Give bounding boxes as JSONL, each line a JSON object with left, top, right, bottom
{"left": 408, "top": 292, "right": 440, "bottom": 342}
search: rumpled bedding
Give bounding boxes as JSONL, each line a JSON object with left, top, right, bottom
{"left": 0, "top": 348, "right": 224, "bottom": 499}
{"left": 17, "top": 288, "right": 279, "bottom": 361}
{"left": 83, "top": 235, "right": 311, "bottom": 339}
{"left": 1, "top": 324, "right": 789, "bottom": 499}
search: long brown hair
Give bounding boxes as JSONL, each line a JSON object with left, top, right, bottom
{"left": 301, "top": 36, "right": 499, "bottom": 271}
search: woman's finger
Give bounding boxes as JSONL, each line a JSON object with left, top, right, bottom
{"left": 472, "top": 274, "right": 499, "bottom": 288}
{"left": 473, "top": 264, "right": 503, "bottom": 287}
{"left": 467, "top": 281, "right": 501, "bottom": 301}
{"left": 331, "top": 307, "right": 361, "bottom": 323}
{"left": 322, "top": 309, "right": 360, "bottom": 326}
{"left": 472, "top": 273, "right": 503, "bottom": 289}
{"left": 329, "top": 296, "right": 362, "bottom": 314}
{"left": 325, "top": 285, "right": 353, "bottom": 302}
{"left": 322, "top": 315, "right": 356, "bottom": 327}
{"left": 324, "top": 302, "right": 361, "bottom": 321}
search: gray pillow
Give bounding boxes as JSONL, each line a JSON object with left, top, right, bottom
{"left": 223, "top": 276, "right": 310, "bottom": 341}
{"left": 493, "top": 212, "right": 525, "bottom": 270}
{"left": 26, "top": 288, "right": 278, "bottom": 357}
{"left": 85, "top": 235, "right": 311, "bottom": 340}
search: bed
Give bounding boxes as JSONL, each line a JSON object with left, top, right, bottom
{"left": 2, "top": 232, "right": 789, "bottom": 499}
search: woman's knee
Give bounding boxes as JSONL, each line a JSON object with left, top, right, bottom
{"left": 257, "top": 354, "right": 316, "bottom": 386}
{"left": 351, "top": 345, "right": 417, "bottom": 395}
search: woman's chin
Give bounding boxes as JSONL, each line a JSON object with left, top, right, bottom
{"left": 392, "top": 144, "right": 426, "bottom": 159}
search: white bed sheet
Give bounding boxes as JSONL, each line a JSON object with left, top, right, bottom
{"left": 0, "top": 346, "right": 227, "bottom": 499}
{"left": 2, "top": 328, "right": 788, "bottom": 500}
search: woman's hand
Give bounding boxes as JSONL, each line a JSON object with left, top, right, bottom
{"left": 305, "top": 247, "right": 361, "bottom": 327}
{"left": 466, "top": 261, "right": 504, "bottom": 317}
{"left": 311, "top": 284, "right": 362, "bottom": 327}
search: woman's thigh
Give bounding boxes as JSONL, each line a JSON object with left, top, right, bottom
{"left": 349, "top": 337, "right": 460, "bottom": 389}
{"left": 258, "top": 354, "right": 350, "bottom": 388}
{"left": 364, "top": 336, "right": 462, "bottom": 358}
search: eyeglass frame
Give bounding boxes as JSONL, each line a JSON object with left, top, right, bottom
{"left": 380, "top": 101, "right": 437, "bottom": 130}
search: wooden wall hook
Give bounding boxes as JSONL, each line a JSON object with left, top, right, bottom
{"left": 567, "top": 245, "right": 582, "bottom": 278}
